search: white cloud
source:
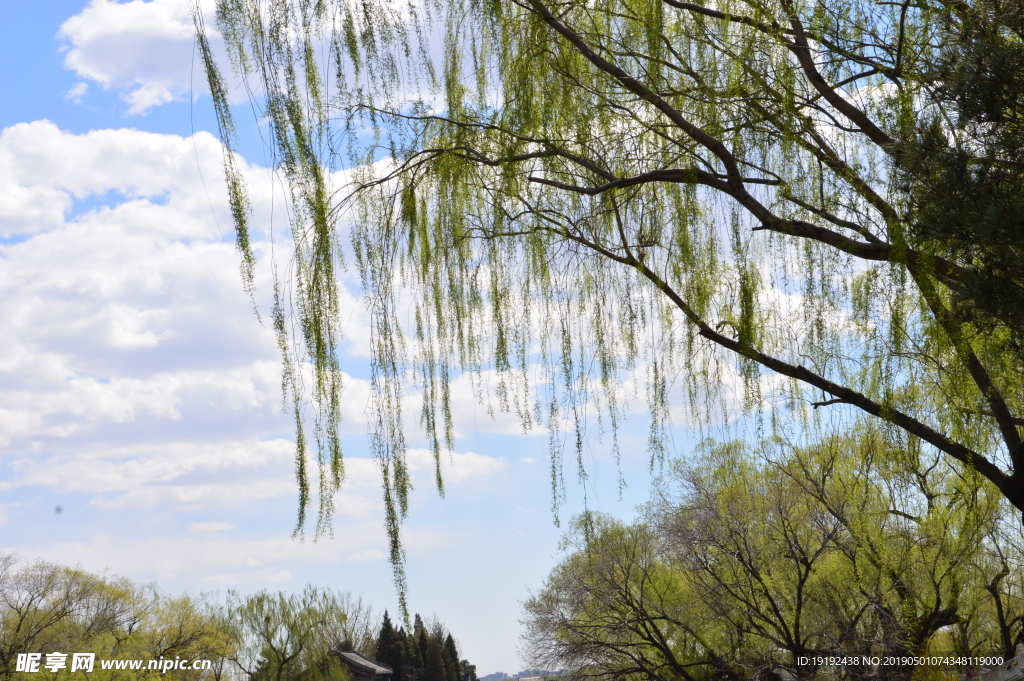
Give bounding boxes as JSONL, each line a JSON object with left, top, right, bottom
{"left": 58, "top": 0, "right": 215, "bottom": 114}
{"left": 14, "top": 531, "right": 381, "bottom": 583}
{"left": 8, "top": 524, "right": 458, "bottom": 585}
{"left": 4, "top": 437, "right": 296, "bottom": 504}
{"left": 95, "top": 478, "right": 296, "bottom": 510}
{"left": 65, "top": 82, "right": 89, "bottom": 103}
{"left": 0, "top": 120, "right": 235, "bottom": 236}
{"left": 0, "top": 363, "right": 286, "bottom": 446}
{"left": 406, "top": 448, "right": 507, "bottom": 484}
{"left": 434, "top": 370, "right": 547, "bottom": 439}
{"left": 347, "top": 549, "right": 386, "bottom": 562}
{"left": 0, "top": 109, "right": 642, "bottom": 675}
{"left": 189, "top": 521, "right": 235, "bottom": 532}
{"left": 0, "top": 121, "right": 297, "bottom": 510}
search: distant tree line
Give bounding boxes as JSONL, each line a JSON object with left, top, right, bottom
{"left": 523, "top": 428, "right": 1024, "bottom": 681}
{"left": 373, "top": 612, "right": 475, "bottom": 681}
{"left": 0, "top": 555, "right": 228, "bottom": 681}
{"left": 0, "top": 555, "right": 473, "bottom": 681}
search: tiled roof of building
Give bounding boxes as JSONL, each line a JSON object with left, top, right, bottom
{"left": 330, "top": 650, "right": 394, "bottom": 677}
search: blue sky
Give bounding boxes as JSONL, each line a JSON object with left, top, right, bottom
{"left": 0, "top": 1, "right": 701, "bottom": 673}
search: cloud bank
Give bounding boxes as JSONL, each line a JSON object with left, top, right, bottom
{"left": 0, "top": 121, "right": 506, "bottom": 584}
{"left": 59, "top": 0, "right": 215, "bottom": 114}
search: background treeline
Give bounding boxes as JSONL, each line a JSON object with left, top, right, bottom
{"left": 0, "top": 556, "right": 471, "bottom": 681}
{"left": 522, "top": 427, "right": 1024, "bottom": 681}
{"left": 373, "top": 612, "right": 475, "bottom": 681}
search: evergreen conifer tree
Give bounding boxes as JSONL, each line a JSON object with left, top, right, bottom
{"left": 376, "top": 612, "right": 396, "bottom": 662}
{"left": 402, "top": 628, "right": 422, "bottom": 681}
{"left": 416, "top": 624, "right": 429, "bottom": 676}
{"left": 441, "top": 635, "right": 460, "bottom": 681}
{"left": 376, "top": 613, "right": 406, "bottom": 681}
{"left": 423, "top": 635, "right": 447, "bottom": 681}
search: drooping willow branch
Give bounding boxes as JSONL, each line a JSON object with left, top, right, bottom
{"left": 195, "top": 0, "right": 1024, "bottom": 611}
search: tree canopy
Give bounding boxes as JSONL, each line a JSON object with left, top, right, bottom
{"left": 523, "top": 431, "right": 1024, "bottom": 680}
{"left": 373, "top": 610, "right": 470, "bottom": 681}
{"left": 0, "top": 555, "right": 403, "bottom": 681}
{"left": 1, "top": 555, "right": 229, "bottom": 681}
{"left": 193, "top": 0, "right": 1024, "bottom": 606}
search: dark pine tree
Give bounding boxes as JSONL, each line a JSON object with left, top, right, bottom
{"left": 459, "top": 660, "right": 476, "bottom": 681}
{"left": 414, "top": 614, "right": 426, "bottom": 637}
{"left": 401, "top": 627, "right": 423, "bottom": 681}
{"left": 377, "top": 611, "right": 396, "bottom": 661}
{"left": 376, "top": 612, "right": 405, "bottom": 681}
{"left": 442, "top": 634, "right": 460, "bottom": 681}
{"left": 423, "top": 634, "right": 447, "bottom": 681}
{"left": 417, "top": 626, "right": 430, "bottom": 675}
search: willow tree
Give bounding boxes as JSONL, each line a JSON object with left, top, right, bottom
{"left": 524, "top": 432, "right": 1022, "bottom": 681}
{"left": 193, "top": 0, "right": 1024, "bottom": 600}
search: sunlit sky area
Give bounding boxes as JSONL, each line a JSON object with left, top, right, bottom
{"left": 0, "top": 0, "right": 711, "bottom": 673}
